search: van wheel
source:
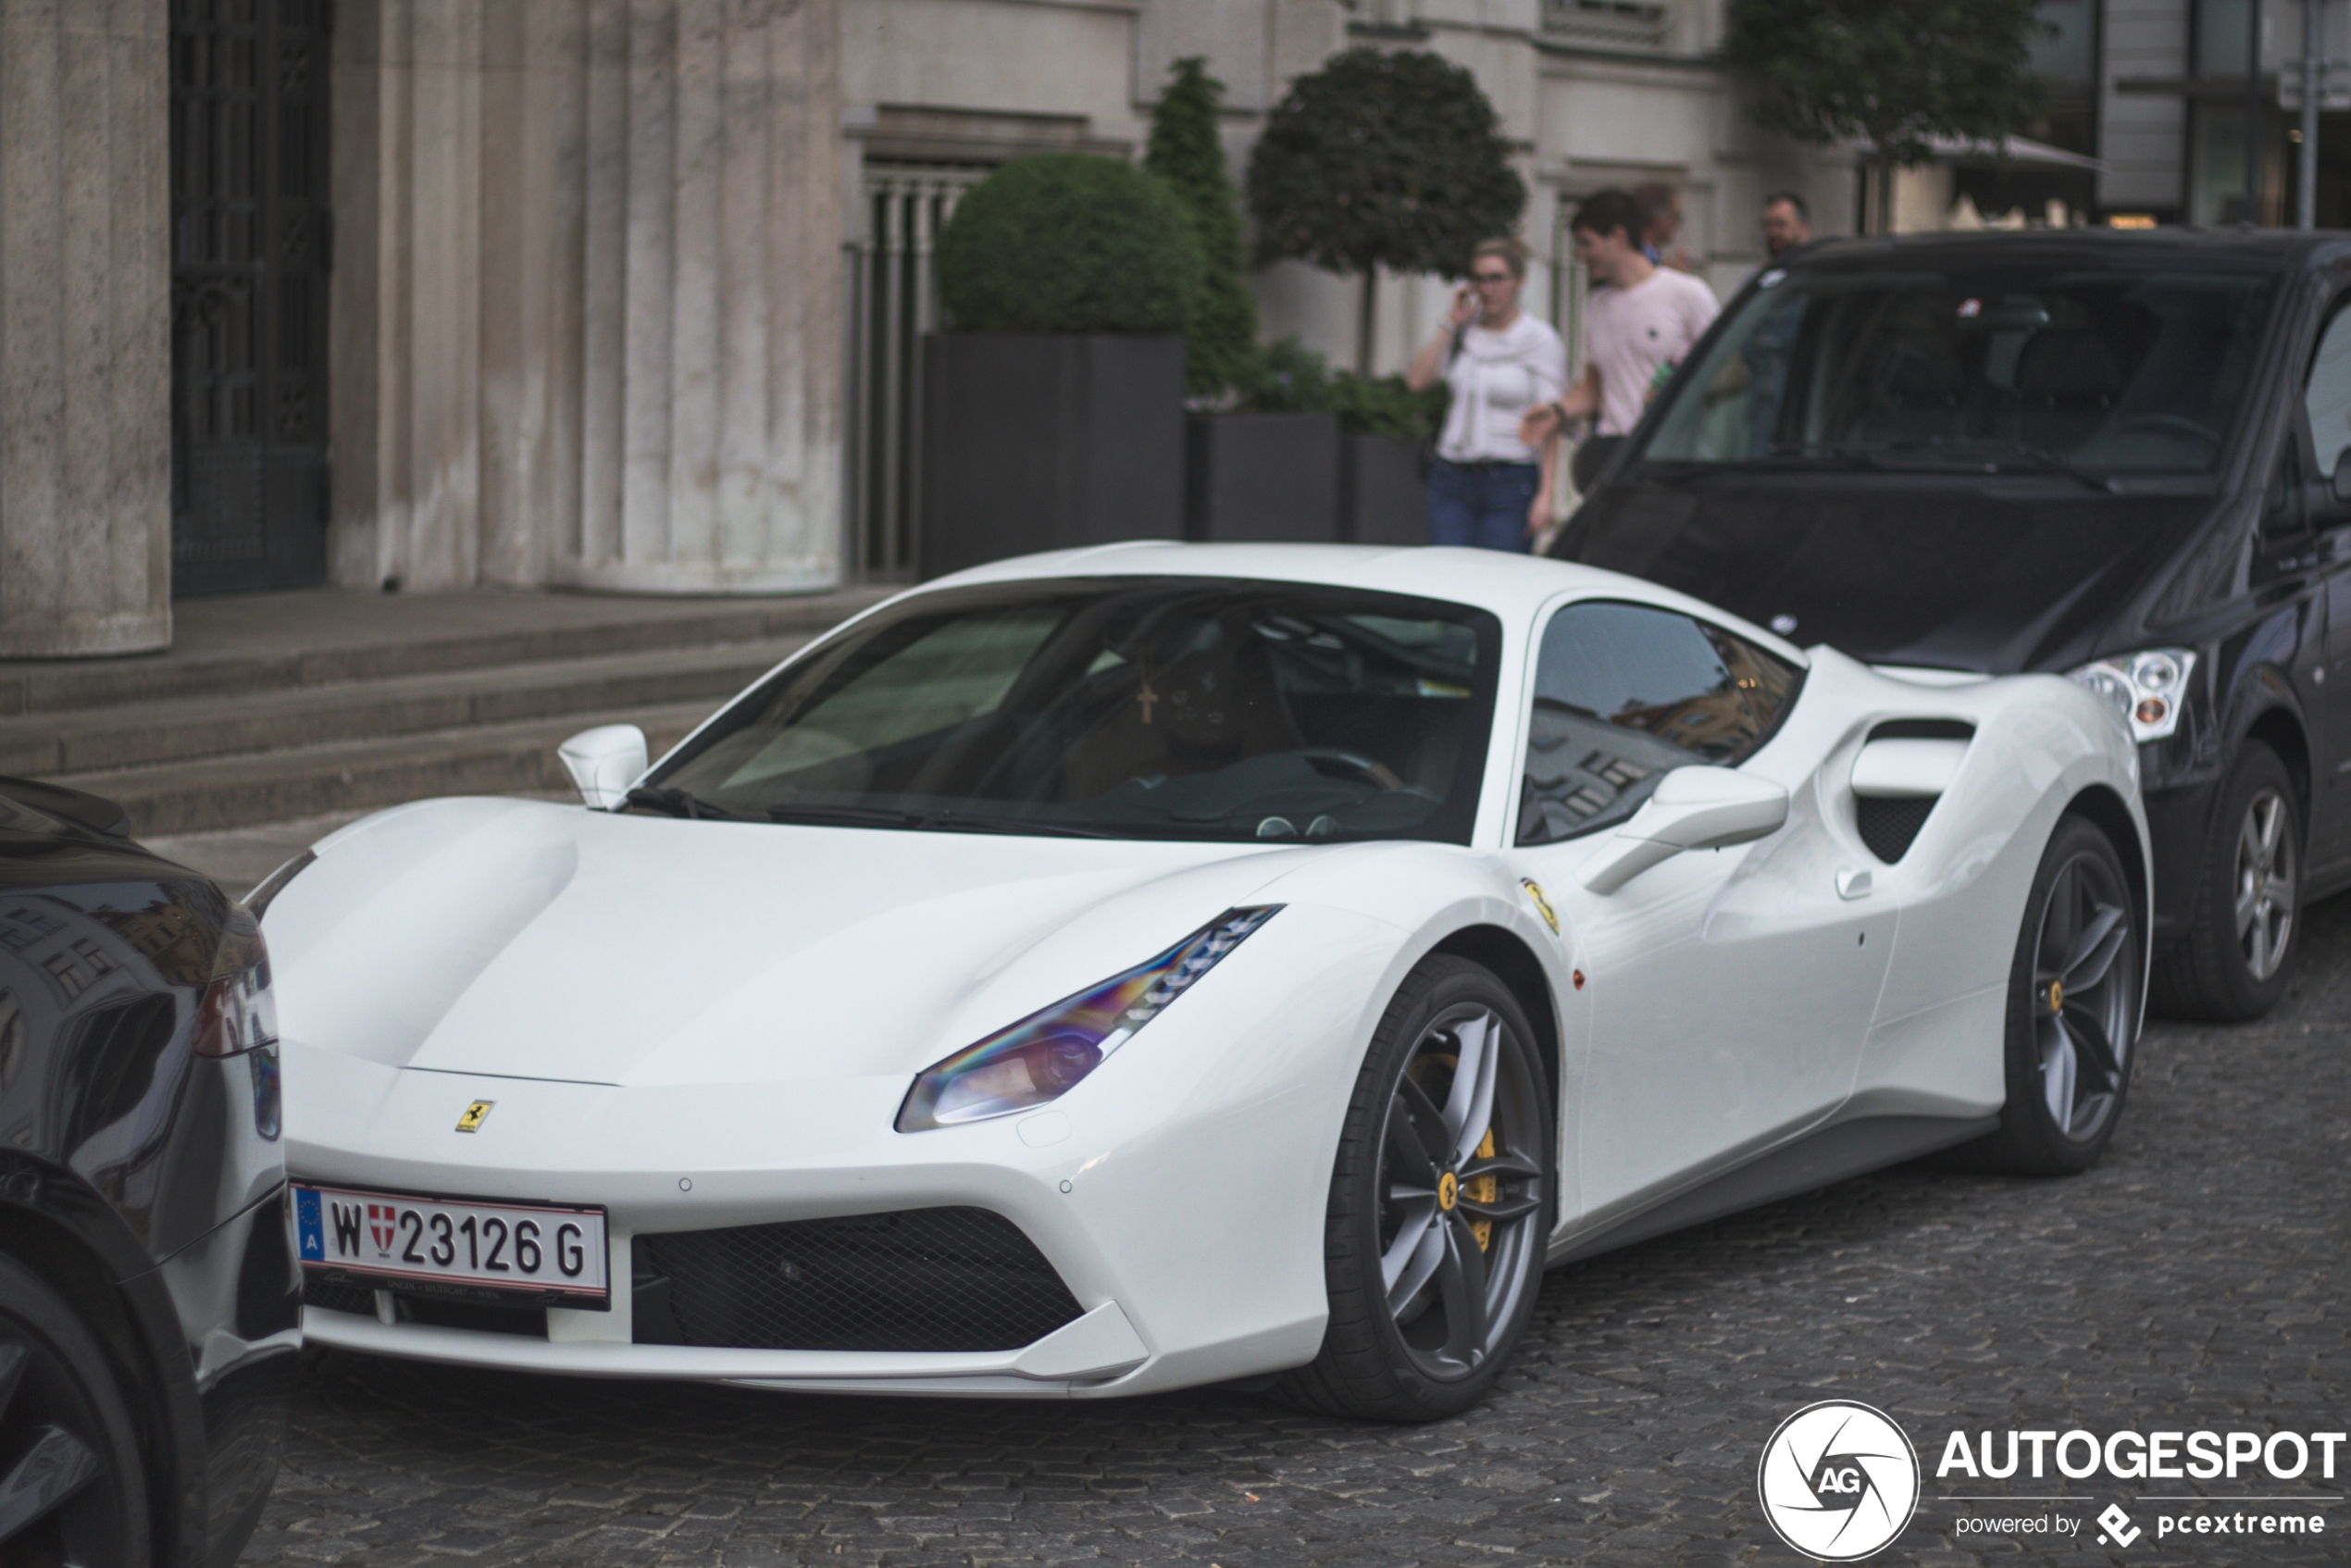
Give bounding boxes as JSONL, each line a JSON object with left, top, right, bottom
{"left": 2149, "top": 742, "right": 2299, "bottom": 1022}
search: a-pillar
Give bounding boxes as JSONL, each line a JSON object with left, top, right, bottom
{"left": 0, "top": 0, "right": 171, "bottom": 656}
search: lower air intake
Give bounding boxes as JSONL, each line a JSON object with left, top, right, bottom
{"left": 632, "top": 1206, "right": 1084, "bottom": 1352}
{"left": 1857, "top": 795, "right": 1936, "bottom": 863}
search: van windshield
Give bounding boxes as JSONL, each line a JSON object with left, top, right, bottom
{"left": 1638, "top": 267, "right": 2277, "bottom": 476}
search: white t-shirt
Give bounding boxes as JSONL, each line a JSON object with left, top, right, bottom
{"left": 1436, "top": 315, "right": 1569, "bottom": 464}
{"left": 1585, "top": 268, "right": 1720, "bottom": 436}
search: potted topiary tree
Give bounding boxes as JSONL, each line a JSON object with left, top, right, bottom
{"left": 922, "top": 154, "right": 1202, "bottom": 578}
{"left": 1248, "top": 48, "right": 1525, "bottom": 378}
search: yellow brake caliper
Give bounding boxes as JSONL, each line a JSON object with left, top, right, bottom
{"left": 1466, "top": 1128, "right": 1497, "bottom": 1252}
{"left": 1415, "top": 1052, "right": 1499, "bottom": 1252}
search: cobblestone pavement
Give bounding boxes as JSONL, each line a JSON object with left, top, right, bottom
{"left": 245, "top": 897, "right": 2351, "bottom": 1568}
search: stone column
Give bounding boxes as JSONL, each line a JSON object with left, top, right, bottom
{"left": 0, "top": 0, "right": 171, "bottom": 656}
{"left": 332, "top": 0, "right": 842, "bottom": 595}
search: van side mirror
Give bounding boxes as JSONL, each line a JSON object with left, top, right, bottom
{"left": 558, "top": 724, "right": 648, "bottom": 809}
{"left": 1577, "top": 765, "right": 1790, "bottom": 895}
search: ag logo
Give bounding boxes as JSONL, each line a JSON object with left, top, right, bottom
{"left": 1757, "top": 1400, "right": 1920, "bottom": 1561}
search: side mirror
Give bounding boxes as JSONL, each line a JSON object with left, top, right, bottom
{"left": 1571, "top": 433, "right": 1624, "bottom": 494}
{"left": 1578, "top": 765, "right": 1790, "bottom": 896}
{"left": 2331, "top": 462, "right": 2351, "bottom": 507}
{"left": 557, "top": 724, "right": 648, "bottom": 810}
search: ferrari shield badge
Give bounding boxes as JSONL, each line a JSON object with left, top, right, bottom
{"left": 455, "top": 1100, "right": 494, "bottom": 1133}
{"left": 1520, "top": 877, "right": 1559, "bottom": 936}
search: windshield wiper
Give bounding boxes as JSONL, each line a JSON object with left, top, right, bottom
{"left": 1875, "top": 438, "right": 2120, "bottom": 493}
{"left": 622, "top": 785, "right": 744, "bottom": 821}
{"left": 763, "top": 802, "right": 1112, "bottom": 838}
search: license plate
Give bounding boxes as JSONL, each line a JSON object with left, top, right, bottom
{"left": 293, "top": 1184, "right": 609, "bottom": 1306}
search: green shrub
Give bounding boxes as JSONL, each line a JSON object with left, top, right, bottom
{"left": 1235, "top": 337, "right": 1333, "bottom": 414}
{"left": 1146, "top": 58, "right": 1259, "bottom": 396}
{"left": 937, "top": 155, "right": 1203, "bottom": 336}
{"left": 1328, "top": 372, "right": 1448, "bottom": 441}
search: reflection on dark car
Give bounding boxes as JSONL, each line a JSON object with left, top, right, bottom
{"left": 1557, "top": 230, "right": 2351, "bottom": 1020}
{"left": 0, "top": 777, "right": 296, "bottom": 1567}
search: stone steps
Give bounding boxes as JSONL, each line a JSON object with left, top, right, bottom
{"left": 59, "top": 701, "right": 724, "bottom": 838}
{"left": 18, "top": 585, "right": 895, "bottom": 837}
{"left": 0, "top": 639, "right": 807, "bottom": 778}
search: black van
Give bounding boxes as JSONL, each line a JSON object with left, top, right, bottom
{"left": 1555, "top": 230, "right": 2351, "bottom": 1021}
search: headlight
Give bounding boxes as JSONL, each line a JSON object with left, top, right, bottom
{"left": 895, "top": 905, "right": 1281, "bottom": 1133}
{"left": 2066, "top": 649, "right": 2196, "bottom": 742}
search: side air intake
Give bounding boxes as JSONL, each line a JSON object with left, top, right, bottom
{"left": 1850, "top": 720, "right": 1974, "bottom": 865}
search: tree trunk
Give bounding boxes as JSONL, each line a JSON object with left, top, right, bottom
{"left": 1359, "top": 267, "right": 1379, "bottom": 379}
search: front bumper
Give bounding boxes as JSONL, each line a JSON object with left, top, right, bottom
{"left": 280, "top": 919, "right": 1389, "bottom": 1398}
{"left": 2141, "top": 775, "right": 2220, "bottom": 948}
{"left": 302, "top": 1297, "right": 1151, "bottom": 1397}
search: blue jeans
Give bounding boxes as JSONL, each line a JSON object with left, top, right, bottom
{"left": 1426, "top": 459, "right": 1538, "bottom": 553}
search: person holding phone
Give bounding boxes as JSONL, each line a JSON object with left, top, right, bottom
{"left": 1405, "top": 237, "right": 1567, "bottom": 553}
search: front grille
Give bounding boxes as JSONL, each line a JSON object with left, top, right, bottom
{"left": 301, "top": 1274, "right": 547, "bottom": 1338}
{"left": 632, "top": 1206, "right": 1084, "bottom": 1352}
{"left": 303, "top": 1276, "right": 376, "bottom": 1316}
{"left": 1857, "top": 795, "right": 1936, "bottom": 863}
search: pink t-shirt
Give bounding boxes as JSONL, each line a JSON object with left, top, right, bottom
{"left": 1585, "top": 268, "right": 1720, "bottom": 436}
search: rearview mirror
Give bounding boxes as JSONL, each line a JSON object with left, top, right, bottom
{"left": 558, "top": 724, "right": 648, "bottom": 810}
{"left": 1577, "top": 765, "right": 1790, "bottom": 895}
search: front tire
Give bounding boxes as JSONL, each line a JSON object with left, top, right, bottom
{"left": 2150, "top": 740, "right": 2301, "bottom": 1022}
{"left": 1960, "top": 815, "right": 2141, "bottom": 1176}
{"left": 0, "top": 1251, "right": 153, "bottom": 1568}
{"left": 1279, "top": 956, "right": 1551, "bottom": 1422}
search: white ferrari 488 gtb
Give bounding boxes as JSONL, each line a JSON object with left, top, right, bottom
{"left": 264, "top": 544, "right": 2148, "bottom": 1420}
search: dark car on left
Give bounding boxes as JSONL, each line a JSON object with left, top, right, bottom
{"left": 0, "top": 777, "right": 297, "bottom": 1568}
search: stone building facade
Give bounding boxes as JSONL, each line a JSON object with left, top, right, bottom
{"left": 0, "top": 0, "right": 1844, "bottom": 657}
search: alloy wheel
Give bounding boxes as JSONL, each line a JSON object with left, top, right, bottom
{"left": 2234, "top": 786, "right": 2296, "bottom": 983}
{"left": 2030, "top": 850, "right": 2137, "bottom": 1142}
{"left": 0, "top": 1323, "right": 139, "bottom": 1567}
{"left": 1375, "top": 1004, "right": 1545, "bottom": 1380}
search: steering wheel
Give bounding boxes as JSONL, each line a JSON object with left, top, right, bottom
{"left": 1297, "top": 748, "right": 1405, "bottom": 790}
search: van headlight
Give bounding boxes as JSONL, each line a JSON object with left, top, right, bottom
{"left": 2067, "top": 649, "right": 2195, "bottom": 742}
{"left": 895, "top": 906, "right": 1281, "bottom": 1132}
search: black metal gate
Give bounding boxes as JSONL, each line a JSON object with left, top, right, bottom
{"left": 168, "top": 0, "right": 332, "bottom": 597}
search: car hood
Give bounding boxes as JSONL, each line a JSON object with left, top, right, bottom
{"left": 266, "top": 798, "right": 1306, "bottom": 1089}
{"left": 1561, "top": 474, "right": 2215, "bottom": 672}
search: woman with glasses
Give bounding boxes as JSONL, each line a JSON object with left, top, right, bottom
{"left": 1405, "top": 237, "right": 1566, "bottom": 553}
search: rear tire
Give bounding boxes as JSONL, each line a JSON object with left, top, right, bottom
{"left": 2149, "top": 741, "right": 2300, "bottom": 1022}
{"left": 1277, "top": 956, "right": 1551, "bottom": 1422}
{"left": 1959, "top": 815, "right": 2141, "bottom": 1176}
{"left": 0, "top": 1251, "right": 153, "bottom": 1568}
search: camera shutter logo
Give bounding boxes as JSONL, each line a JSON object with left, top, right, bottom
{"left": 1757, "top": 1400, "right": 1921, "bottom": 1561}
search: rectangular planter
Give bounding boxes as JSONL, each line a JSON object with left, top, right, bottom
{"left": 1339, "top": 432, "right": 1427, "bottom": 547}
{"left": 1184, "top": 412, "right": 1341, "bottom": 543}
{"left": 919, "top": 333, "right": 1186, "bottom": 579}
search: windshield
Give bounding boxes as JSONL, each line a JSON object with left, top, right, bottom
{"left": 648, "top": 578, "right": 1501, "bottom": 843}
{"left": 1639, "top": 266, "right": 2278, "bottom": 476}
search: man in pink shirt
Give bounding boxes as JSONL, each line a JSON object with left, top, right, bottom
{"left": 1521, "top": 189, "right": 1718, "bottom": 446}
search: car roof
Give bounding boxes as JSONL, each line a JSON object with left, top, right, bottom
{"left": 916, "top": 541, "right": 1810, "bottom": 666}
{"left": 1781, "top": 227, "right": 2351, "bottom": 274}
